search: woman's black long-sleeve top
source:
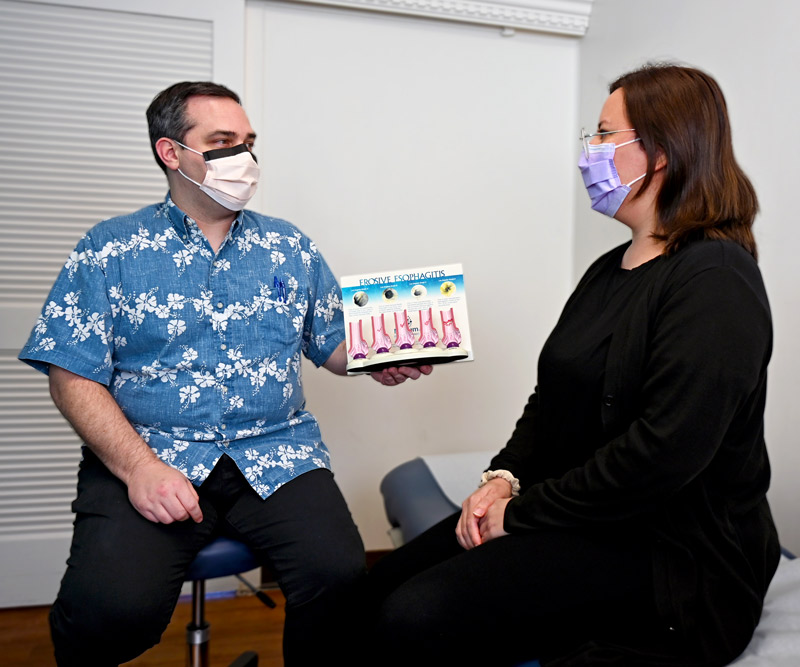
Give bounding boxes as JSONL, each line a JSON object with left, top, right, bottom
{"left": 491, "top": 239, "right": 780, "bottom": 666}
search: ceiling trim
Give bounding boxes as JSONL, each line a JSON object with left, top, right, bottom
{"left": 287, "top": 0, "right": 594, "bottom": 35}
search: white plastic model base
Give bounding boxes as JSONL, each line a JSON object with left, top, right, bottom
{"left": 346, "top": 344, "right": 469, "bottom": 374}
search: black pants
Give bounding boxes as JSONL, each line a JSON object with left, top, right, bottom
{"left": 368, "top": 512, "right": 667, "bottom": 667}
{"left": 50, "top": 451, "right": 366, "bottom": 666}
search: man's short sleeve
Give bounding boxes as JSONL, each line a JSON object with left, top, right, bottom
{"left": 18, "top": 233, "right": 116, "bottom": 384}
{"left": 302, "top": 247, "right": 345, "bottom": 367}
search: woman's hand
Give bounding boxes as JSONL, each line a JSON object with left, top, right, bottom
{"left": 456, "top": 478, "right": 512, "bottom": 550}
{"left": 478, "top": 496, "right": 511, "bottom": 543}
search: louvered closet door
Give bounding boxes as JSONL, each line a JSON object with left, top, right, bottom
{"left": 0, "top": 0, "right": 243, "bottom": 608}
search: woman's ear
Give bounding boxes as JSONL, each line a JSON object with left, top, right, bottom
{"left": 654, "top": 148, "right": 667, "bottom": 172}
{"left": 155, "top": 138, "right": 181, "bottom": 171}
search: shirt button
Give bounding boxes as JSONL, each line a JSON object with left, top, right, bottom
{"left": 221, "top": 386, "right": 228, "bottom": 394}
{"left": 220, "top": 343, "right": 227, "bottom": 350}
{"left": 603, "top": 394, "right": 614, "bottom": 407}
{"left": 220, "top": 424, "right": 227, "bottom": 431}
{"left": 216, "top": 301, "right": 224, "bottom": 309}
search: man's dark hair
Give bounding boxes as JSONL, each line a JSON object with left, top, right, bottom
{"left": 146, "top": 81, "right": 241, "bottom": 174}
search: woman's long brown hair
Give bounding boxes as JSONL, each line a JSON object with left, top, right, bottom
{"left": 610, "top": 63, "right": 759, "bottom": 258}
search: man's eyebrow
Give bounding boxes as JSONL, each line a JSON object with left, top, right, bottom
{"left": 206, "top": 130, "right": 257, "bottom": 140}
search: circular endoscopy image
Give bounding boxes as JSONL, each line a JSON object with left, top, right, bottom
{"left": 383, "top": 288, "right": 399, "bottom": 303}
{"left": 353, "top": 291, "right": 369, "bottom": 307}
{"left": 440, "top": 281, "right": 456, "bottom": 296}
{"left": 411, "top": 284, "right": 427, "bottom": 298}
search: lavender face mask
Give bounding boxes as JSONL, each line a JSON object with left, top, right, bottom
{"left": 578, "top": 140, "right": 645, "bottom": 218}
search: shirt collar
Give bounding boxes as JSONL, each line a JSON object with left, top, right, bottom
{"left": 164, "top": 192, "right": 247, "bottom": 242}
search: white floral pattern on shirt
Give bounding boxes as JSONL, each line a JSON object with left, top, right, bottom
{"left": 20, "top": 195, "right": 343, "bottom": 498}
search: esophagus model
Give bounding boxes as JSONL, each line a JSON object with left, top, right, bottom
{"left": 441, "top": 308, "right": 462, "bottom": 348}
{"left": 371, "top": 314, "right": 392, "bottom": 354}
{"left": 394, "top": 310, "right": 415, "bottom": 350}
{"left": 418, "top": 308, "right": 439, "bottom": 348}
{"left": 348, "top": 320, "right": 369, "bottom": 359}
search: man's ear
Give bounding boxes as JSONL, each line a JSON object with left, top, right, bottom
{"left": 155, "top": 138, "right": 180, "bottom": 171}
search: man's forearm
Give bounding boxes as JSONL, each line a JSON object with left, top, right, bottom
{"left": 322, "top": 341, "right": 349, "bottom": 376}
{"left": 49, "top": 365, "right": 203, "bottom": 524}
{"left": 48, "top": 365, "right": 158, "bottom": 485}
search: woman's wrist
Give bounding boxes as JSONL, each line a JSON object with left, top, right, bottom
{"left": 479, "top": 469, "right": 520, "bottom": 496}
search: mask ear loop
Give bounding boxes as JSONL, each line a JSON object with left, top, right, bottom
{"left": 625, "top": 172, "right": 647, "bottom": 188}
{"left": 610, "top": 137, "right": 645, "bottom": 188}
{"left": 173, "top": 140, "right": 204, "bottom": 157}
{"left": 615, "top": 137, "right": 641, "bottom": 150}
{"left": 177, "top": 168, "right": 204, "bottom": 188}
{"left": 173, "top": 140, "right": 208, "bottom": 188}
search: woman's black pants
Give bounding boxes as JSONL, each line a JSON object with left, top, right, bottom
{"left": 368, "top": 512, "right": 668, "bottom": 666}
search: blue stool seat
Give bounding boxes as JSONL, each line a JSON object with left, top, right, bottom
{"left": 186, "top": 536, "right": 260, "bottom": 581}
{"left": 186, "top": 536, "right": 274, "bottom": 667}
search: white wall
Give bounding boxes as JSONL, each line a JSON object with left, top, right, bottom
{"left": 245, "top": 1, "right": 580, "bottom": 549}
{"left": 577, "top": 0, "right": 800, "bottom": 552}
{"left": 241, "top": 0, "right": 799, "bottom": 555}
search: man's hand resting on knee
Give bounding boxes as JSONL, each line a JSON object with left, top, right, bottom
{"left": 49, "top": 364, "right": 203, "bottom": 524}
{"left": 128, "top": 459, "right": 203, "bottom": 524}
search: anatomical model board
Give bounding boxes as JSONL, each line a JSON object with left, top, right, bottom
{"left": 341, "top": 263, "right": 473, "bottom": 374}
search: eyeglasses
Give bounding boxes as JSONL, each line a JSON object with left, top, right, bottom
{"left": 580, "top": 128, "right": 636, "bottom": 157}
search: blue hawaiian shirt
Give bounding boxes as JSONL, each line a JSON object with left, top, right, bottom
{"left": 19, "top": 194, "right": 345, "bottom": 499}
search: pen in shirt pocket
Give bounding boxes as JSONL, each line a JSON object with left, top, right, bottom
{"left": 273, "top": 276, "right": 286, "bottom": 302}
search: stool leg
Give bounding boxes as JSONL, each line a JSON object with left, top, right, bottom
{"left": 186, "top": 580, "right": 210, "bottom": 667}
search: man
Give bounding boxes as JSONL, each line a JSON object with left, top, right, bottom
{"left": 19, "top": 81, "right": 429, "bottom": 666}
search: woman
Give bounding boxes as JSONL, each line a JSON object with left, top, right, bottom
{"left": 368, "top": 63, "right": 780, "bottom": 667}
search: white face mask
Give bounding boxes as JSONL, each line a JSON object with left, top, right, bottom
{"left": 176, "top": 141, "right": 260, "bottom": 211}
